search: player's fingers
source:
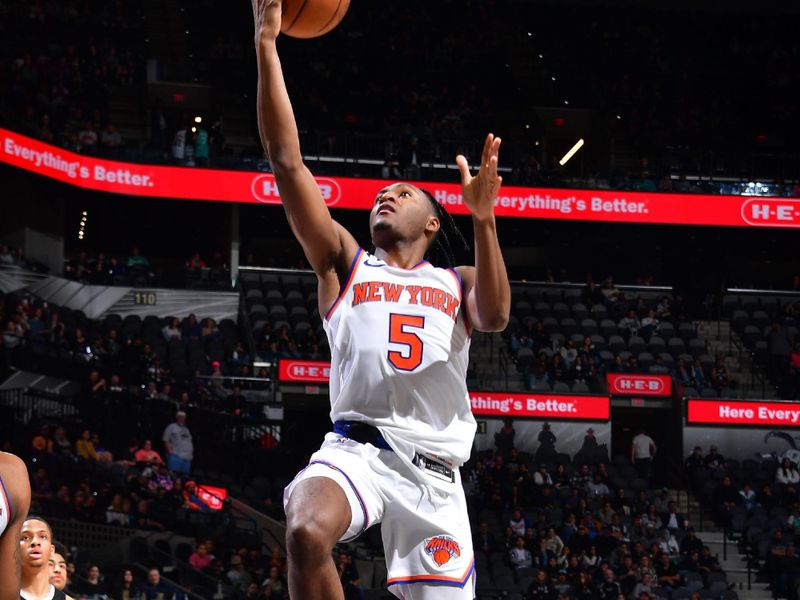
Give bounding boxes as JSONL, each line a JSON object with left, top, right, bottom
{"left": 456, "top": 155, "right": 472, "bottom": 183}
{"left": 488, "top": 155, "right": 499, "bottom": 179}
{"left": 481, "top": 133, "right": 494, "bottom": 166}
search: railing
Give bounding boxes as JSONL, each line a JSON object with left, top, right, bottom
{"left": 47, "top": 517, "right": 142, "bottom": 551}
{"left": 0, "top": 388, "right": 79, "bottom": 423}
{"left": 229, "top": 498, "right": 287, "bottom": 554}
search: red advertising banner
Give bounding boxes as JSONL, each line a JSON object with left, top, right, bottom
{"left": 606, "top": 373, "right": 672, "bottom": 397}
{"left": 276, "top": 359, "right": 609, "bottom": 419}
{"left": 193, "top": 485, "right": 228, "bottom": 511}
{"left": 469, "top": 392, "right": 609, "bottom": 420}
{"left": 687, "top": 399, "right": 800, "bottom": 427}
{"left": 278, "top": 359, "right": 331, "bottom": 383}
{"left": 2, "top": 128, "right": 799, "bottom": 228}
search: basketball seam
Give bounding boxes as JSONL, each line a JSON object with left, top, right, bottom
{"left": 285, "top": 0, "right": 309, "bottom": 34}
{"left": 315, "top": 0, "right": 344, "bottom": 36}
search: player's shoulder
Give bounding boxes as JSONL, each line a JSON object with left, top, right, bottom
{"left": 0, "top": 452, "right": 26, "bottom": 478}
{"left": 0, "top": 452, "right": 30, "bottom": 517}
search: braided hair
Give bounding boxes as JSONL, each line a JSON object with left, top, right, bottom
{"left": 419, "top": 188, "right": 471, "bottom": 268}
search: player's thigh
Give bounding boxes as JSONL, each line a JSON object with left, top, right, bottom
{"left": 284, "top": 438, "right": 386, "bottom": 543}
{"left": 285, "top": 475, "right": 352, "bottom": 546}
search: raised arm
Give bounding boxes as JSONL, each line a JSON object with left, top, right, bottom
{"left": 252, "top": 0, "right": 357, "bottom": 288}
{"left": 455, "top": 134, "right": 511, "bottom": 332}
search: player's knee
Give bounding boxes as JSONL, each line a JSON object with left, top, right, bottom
{"left": 286, "top": 511, "right": 337, "bottom": 562}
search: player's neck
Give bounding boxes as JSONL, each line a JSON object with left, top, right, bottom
{"left": 21, "top": 567, "right": 53, "bottom": 599}
{"left": 374, "top": 244, "right": 426, "bottom": 270}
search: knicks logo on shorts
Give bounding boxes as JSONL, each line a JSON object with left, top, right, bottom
{"left": 424, "top": 535, "right": 461, "bottom": 567}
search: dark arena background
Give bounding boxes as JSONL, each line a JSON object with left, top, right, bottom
{"left": 1, "top": 0, "right": 800, "bottom": 599}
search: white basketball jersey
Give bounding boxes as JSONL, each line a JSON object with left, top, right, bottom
{"left": 0, "top": 473, "right": 10, "bottom": 538}
{"left": 324, "top": 248, "right": 475, "bottom": 476}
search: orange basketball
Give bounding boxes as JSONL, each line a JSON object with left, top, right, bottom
{"left": 433, "top": 549, "right": 450, "bottom": 566}
{"left": 281, "top": 0, "right": 351, "bottom": 39}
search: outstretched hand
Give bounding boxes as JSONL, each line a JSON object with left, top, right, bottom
{"left": 252, "top": 0, "right": 282, "bottom": 44}
{"left": 456, "top": 133, "right": 502, "bottom": 222}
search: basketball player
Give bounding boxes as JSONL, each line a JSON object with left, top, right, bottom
{"left": 48, "top": 543, "right": 73, "bottom": 600}
{"left": 252, "top": 2, "right": 510, "bottom": 598}
{"left": 19, "top": 517, "right": 67, "bottom": 600}
{"left": 0, "top": 452, "right": 31, "bottom": 600}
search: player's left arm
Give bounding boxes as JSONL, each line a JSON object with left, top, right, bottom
{"left": 455, "top": 134, "right": 511, "bottom": 332}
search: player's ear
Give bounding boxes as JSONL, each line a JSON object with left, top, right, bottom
{"left": 425, "top": 215, "right": 440, "bottom": 236}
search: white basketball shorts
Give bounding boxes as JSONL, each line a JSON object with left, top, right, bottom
{"left": 284, "top": 433, "right": 476, "bottom": 599}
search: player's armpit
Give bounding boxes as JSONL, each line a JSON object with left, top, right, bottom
{"left": 314, "top": 223, "right": 361, "bottom": 317}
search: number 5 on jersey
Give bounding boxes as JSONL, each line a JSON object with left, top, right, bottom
{"left": 388, "top": 313, "right": 425, "bottom": 371}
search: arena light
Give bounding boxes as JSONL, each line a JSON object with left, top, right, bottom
{"left": 78, "top": 210, "right": 87, "bottom": 240}
{"left": 558, "top": 138, "right": 585, "bottom": 166}
{"left": 194, "top": 116, "right": 202, "bottom": 123}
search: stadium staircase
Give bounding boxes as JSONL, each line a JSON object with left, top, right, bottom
{"left": 694, "top": 321, "right": 778, "bottom": 399}
{"left": 676, "top": 491, "right": 772, "bottom": 600}
{"left": 108, "top": 86, "right": 147, "bottom": 147}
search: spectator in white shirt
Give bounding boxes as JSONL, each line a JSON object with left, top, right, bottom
{"left": 78, "top": 122, "right": 98, "bottom": 152}
{"left": 657, "top": 529, "right": 680, "bottom": 558}
{"left": 640, "top": 309, "right": 660, "bottom": 339}
{"left": 161, "top": 317, "right": 182, "bottom": 341}
{"left": 509, "top": 509, "right": 527, "bottom": 538}
{"left": 618, "top": 310, "right": 642, "bottom": 339}
{"left": 162, "top": 411, "right": 193, "bottom": 474}
{"left": 508, "top": 537, "right": 533, "bottom": 569}
{"left": 631, "top": 430, "right": 656, "bottom": 482}
{"left": 739, "top": 482, "right": 759, "bottom": 512}
{"left": 776, "top": 458, "right": 800, "bottom": 486}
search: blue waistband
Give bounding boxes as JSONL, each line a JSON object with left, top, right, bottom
{"left": 333, "top": 420, "right": 393, "bottom": 452}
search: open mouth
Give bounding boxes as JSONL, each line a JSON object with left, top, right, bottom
{"left": 377, "top": 203, "right": 396, "bottom": 215}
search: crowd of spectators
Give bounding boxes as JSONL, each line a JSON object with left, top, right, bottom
{"left": 0, "top": 289, "right": 265, "bottom": 419}
{"left": 505, "top": 276, "right": 739, "bottom": 395}
{"left": 182, "top": 1, "right": 800, "bottom": 181}
{"left": 19, "top": 411, "right": 291, "bottom": 599}
{"left": 65, "top": 247, "right": 154, "bottom": 286}
{"left": 63, "top": 247, "right": 232, "bottom": 290}
{"left": 458, "top": 434, "right": 728, "bottom": 599}
{"left": 0, "top": 243, "right": 29, "bottom": 267}
{"left": 0, "top": 0, "right": 144, "bottom": 155}
{"left": 686, "top": 446, "right": 800, "bottom": 600}
{"left": 3, "top": 0, "right": 797, "bottom": 182}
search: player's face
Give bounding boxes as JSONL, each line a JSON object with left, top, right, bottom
{"left": 20, "top": 519, "right": 53, "bottom": 569}
{"left": 49, "top": 552, "right": 68, "bottom": 590}
{"left": 370, "top": 183, "right": 439, "bottom": 247}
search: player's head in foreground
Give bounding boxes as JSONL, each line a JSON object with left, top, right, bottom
{"left": 370, "top": 183, "right": 468, "bottom": 268}
{"left": 20, "top": 516, "right": 54, "bottom": 576}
